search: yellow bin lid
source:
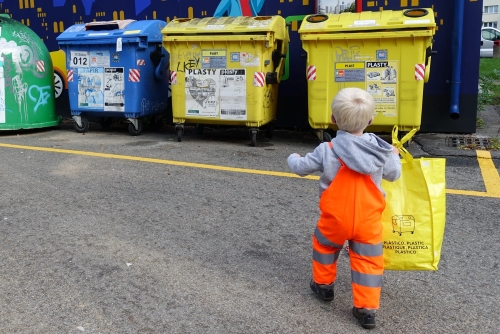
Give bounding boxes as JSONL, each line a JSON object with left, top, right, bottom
{"left": 299, "top": 8, "right": 436, "bottom": 34}
{"left": 162, "top": 15, "right": 287, "bottom": 40}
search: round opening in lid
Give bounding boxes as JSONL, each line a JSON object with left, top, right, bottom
{"left": 306, "top": 14, "right": 329, "bottom": 23}
{"left": 253, "top": 16, "right": 272, "bottom": 21}
{"left": 403, "top": 9, "right": 429, "bottom": 18}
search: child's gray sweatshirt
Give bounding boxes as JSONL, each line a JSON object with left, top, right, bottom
{"left": 287, "top": 130, "right": 401, "bottom": 197}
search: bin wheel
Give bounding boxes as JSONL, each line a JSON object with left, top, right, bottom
{"left": 265, "top": 123, "right": 274, "bottom": 139}
{"left": 176, "top": 128, "right": 183, "bottom": 142}
{"left": 74, "top": 118, "right": 89, "bottom": 133}
{"left": 250, "top": 129, "right": 258, "bottom": 147}
{"left": 53, "top": 71, "right": 64, "bottom": 99}
{"left": 323, "top": 131, "right": 332, "bottom": 142}
{"left": 100, "top": 117, "right": 113, "bottom": 128}
{"left": 128, "top": 120, "right": 143, "bottom": 136}
{"left": 195, "top": 124, "right": 204, "bottom": 135}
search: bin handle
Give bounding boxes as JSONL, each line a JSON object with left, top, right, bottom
{"left": 306, "top": 14, "right": 328, "bottom": 23}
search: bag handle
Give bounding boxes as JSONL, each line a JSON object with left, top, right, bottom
{"left": 391, "top": 126, "right": 418, "bottom": 162}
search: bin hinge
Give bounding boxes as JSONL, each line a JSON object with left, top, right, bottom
{"left": 266, "top": 49, "right": 286, "bottom": 84}
{"left": 265, "top": 72, "right": 278, "bottom": 85}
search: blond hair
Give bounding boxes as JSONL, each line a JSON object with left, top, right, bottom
{"left": 331, "top": 88, "right": 375, "bottom": 133}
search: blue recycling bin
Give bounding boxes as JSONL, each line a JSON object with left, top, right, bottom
{"left": 57, "top": 19, "right": 169, "bottom": 135}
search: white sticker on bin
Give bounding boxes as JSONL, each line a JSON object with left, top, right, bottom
{"left": 351, "top": 20, "right": 377, "bottom": 27}
{"left": 404, "top": 19, "right": 431, "bottom": 25}
{"left": 70, "top": 51, "right": 90, "bottom": 68}
{"left": 116, "top": 37, "right": 122, "bottom": 52}
{"left": 204, "top": 25, "right": 225, "bottom": 30}
{"left": 249, "top": 20, "right": 272, "bottom": 28}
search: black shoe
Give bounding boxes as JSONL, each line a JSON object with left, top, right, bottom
{"left": 352, "top": 307, "right": 376, "bottom": 329}
{"left": 310, "top": 279, "right": 334, "bottom": 301}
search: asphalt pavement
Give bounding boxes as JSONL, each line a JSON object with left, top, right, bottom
{"left": 0, "top": 109, "right": 498, "bottom": 333}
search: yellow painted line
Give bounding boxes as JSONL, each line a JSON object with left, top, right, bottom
{"left": 1, "top": 142, "right": 499, "bottom": 198}
{"left": 445, "top": 188, "right": 499, "bottom": 198}
{"left": 0, "top": 142, "right": 319, "bottom": 180}
{"left": 476, "top": 150, "right": 500, "bottom": 196}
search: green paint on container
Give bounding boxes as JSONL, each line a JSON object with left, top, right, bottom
{"left": 0, "top": 16, "right": 61, "bottom": 130}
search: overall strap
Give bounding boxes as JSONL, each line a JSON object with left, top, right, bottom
{"left": 327, "top": 141, "right": 345, "bottom": 166}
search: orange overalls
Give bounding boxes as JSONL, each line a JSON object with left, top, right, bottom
{"left": 312, "top": 142, "right": 385, "bottom": 309}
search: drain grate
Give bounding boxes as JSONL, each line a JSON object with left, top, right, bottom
{"left": 445, "top": 136, "right": 491, "bottom": 148}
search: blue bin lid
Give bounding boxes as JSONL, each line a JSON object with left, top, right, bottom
{"left": 57, "top": 20, "right": 166, "bottom": 44}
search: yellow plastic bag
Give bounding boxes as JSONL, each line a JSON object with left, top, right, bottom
{"left": 381, "top": 127, "right": 446, "bottom": 270}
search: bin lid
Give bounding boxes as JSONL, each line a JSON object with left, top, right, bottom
{"left": 162, "top": 16, "right": 286, "bottom": 37}
{"left": 299, "top": 8, "right": 436, "bottom": 34}
{"left": 57, "top": 19, "right": 166, "bottom": 43}
{"left": 85, "top": 19, "right": 136, "bottom": 31}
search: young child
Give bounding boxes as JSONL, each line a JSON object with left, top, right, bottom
{"left": 287, "top": 87, "right": 401, "bottom": 330}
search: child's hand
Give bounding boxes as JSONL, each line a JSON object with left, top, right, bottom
{"left": 392, "top": 146, "right": 399, "bottom": 155}
{"left": 290, "top": 153, "right": 301, "bottom": 158}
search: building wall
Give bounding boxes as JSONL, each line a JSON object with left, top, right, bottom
{"left": 483, "top": 0, "right": 500, "bottom": 28}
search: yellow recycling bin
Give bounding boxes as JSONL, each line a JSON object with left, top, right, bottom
{"left": 162, "top": 16, "right": 289, "bottom": 146}
{"left": 299, "top": 9, "right": 436, "bottom": 141}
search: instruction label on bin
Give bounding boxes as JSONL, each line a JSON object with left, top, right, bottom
{"left": 185, "top": 69, "right": 220, "bottom": 117}
{"left": 90, "top": 51, "right": 110, "bottom": 67}
{"left": 202, "top": 50, "right": 227, "bottom": 69}
{"left": 335, "top": 62, "right": 365, "bottom": 82}
{"left": 366, "top": 61, "right": 398, "bottom": 117}
{"left": 220, "top": 69, "right": 246, "bottom": 120}
{"left": 77, "top": 67, "right": 104, "bottom": 109}
{"left": 334, "top": 61, "right": 398, "bottom": 117}
{"left": 240, "top": 52, "right": 260, "bottom": 67}
{"left": 185, "top": 68, "right": 247, "bottom": 120}
{"left": 104, "top": 68, "right": 125, "bottom": 111}
{"left": 0, "top": 66, "right": 5, "bottom": 123}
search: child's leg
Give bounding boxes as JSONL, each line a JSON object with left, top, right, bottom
{"left": 348, "top": 238, "right": 384, "bottom": 309}
{"left": 312, "top": 226, "right": 345, "bottom": 285}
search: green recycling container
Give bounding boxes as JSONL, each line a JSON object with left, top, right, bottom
{"left": 0, "top": 14, "right": 61, "bottom": 130}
